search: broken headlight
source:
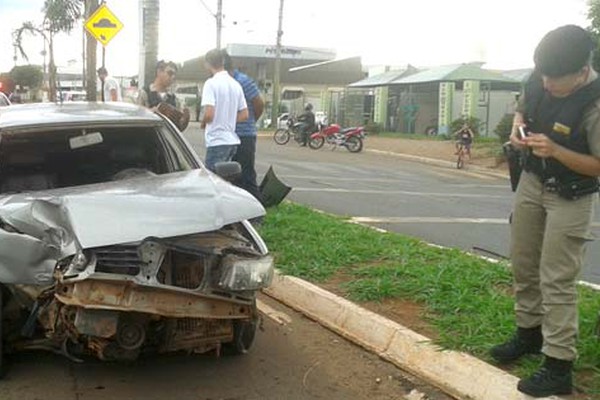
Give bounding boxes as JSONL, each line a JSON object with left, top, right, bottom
{"left": 216, "top": 255, "right": 274, "bottom": 291}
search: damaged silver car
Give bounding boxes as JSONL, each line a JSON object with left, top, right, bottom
{"left": 0, "top": 102, "right": 273, "bottom": 372}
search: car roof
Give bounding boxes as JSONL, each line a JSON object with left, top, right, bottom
{"left": 0, "top": 101, "right": 162, "bottom": 131}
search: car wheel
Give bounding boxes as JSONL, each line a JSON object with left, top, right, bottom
{"left": 273, "top": 129, "right": 290, "bottom": 145}
{"left": 225, "top": 317, "right": 258, "bottom": 355}
{"left": 424, "top": 126, "right": 437, "bottom": 136}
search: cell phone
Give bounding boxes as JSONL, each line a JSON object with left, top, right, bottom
{"left": 518, "top": 126, "right": 529, "bottom": 140}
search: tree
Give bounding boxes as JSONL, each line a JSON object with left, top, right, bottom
{"left": 587, "top": 0, "right": 600, "bottom": 71}
{"left": 10, "top": 65, "right": 44, "bottom": 89}
{"left": 13, "top": 0, "right": 82, "bottom": 101}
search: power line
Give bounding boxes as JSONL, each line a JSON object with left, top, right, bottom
{"left": 199, "top": 0, "right": 216, "bottom": 17}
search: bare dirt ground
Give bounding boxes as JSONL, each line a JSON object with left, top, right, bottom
{"left": 365, "top": 136, "right": 507, "bottom": 170}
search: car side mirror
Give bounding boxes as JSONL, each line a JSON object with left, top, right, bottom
{"left": 214, "top": 161, "right": 241, "bottom": 182}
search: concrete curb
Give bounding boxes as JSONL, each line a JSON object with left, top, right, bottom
{"left": 366, "top": 148, "right": 509, "bottom": 179}
{"left": 264, "top": 273, "right": 561, "bottom": 400}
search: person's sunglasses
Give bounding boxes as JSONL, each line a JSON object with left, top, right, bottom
{"left": 166, "top": 70, "right": 176, "bottom": 77}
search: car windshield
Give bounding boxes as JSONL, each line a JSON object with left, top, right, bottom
{"left": 0, "top": 125, "right": 196, "bottom": 193}
{"left": 0, "top": 94, "right": 10, "bottom": 107}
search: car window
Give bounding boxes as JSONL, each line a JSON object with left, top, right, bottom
{"left": 0, "top": 94, "right": 10, "bottom": 107}
{"left": 157, "top": 125, "right": 196, "bottom": 171}
{"left": 0, "top": 126, "right": 181, "bottom": 193}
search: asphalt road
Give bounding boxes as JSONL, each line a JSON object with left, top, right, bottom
{"left": 183, "top": 123, "right": 600, "bottom": 285}
{"left": 0, "top": 296, "right": 449, "bottom": 400}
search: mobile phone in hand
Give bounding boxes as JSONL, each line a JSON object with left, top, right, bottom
{"left": 518, "top": 126, "right": 529, "bottom": 140}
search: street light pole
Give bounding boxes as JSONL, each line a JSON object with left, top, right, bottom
{"left": 216, "top": 0, "right": 223, "bottom": 48}
{"left": 271, "top": 0, "right": 284, "bottom": 128}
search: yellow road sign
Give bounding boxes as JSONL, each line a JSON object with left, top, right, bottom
{"left": 84, "top": 4, "right": 123, "bottom": 47}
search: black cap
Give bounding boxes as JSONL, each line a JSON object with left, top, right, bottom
{"left": 534, "top": 25, "right": 595, "bottom": 77}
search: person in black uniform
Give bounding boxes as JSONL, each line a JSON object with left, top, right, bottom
{"left": 297, "top": 103, "right": 316, "bottom": 146}
{"left": 138, "top": 60, "right": 190, "bottom": 131}
{"left": 490, "top": 25, "right": 600, "bottom": 397}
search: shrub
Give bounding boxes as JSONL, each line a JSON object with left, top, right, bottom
{"left": 364, "top": 121, "right": 382, "bottom": 135}
{"left": 450, "top": 116, "right": 483, "bottom": 137}
{"left": 494, "top": 113, "right": 514, "bottom": 144}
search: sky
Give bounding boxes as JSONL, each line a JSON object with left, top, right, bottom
{"left": 0, "top": 0, "right": 592, "bottom": 77}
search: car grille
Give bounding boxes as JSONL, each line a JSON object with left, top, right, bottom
{"left": 92, "top": 245, "right": 208, "bottom": 289}
{"left": 161, "top": 252, "right": 206, "bottom": 290}
{"left": 93, "top": 245, "right": 145, "bottom": 276}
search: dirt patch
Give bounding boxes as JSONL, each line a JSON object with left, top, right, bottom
{"left": 360, "top": 298, "right": 439, "bottom": 341}
{"left": 366, "top": 136, "right": 508, "bottom": 172}
{"left": 318, "top": 269, "right": 439, "bottom": 341}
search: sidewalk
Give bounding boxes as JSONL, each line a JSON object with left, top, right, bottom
{"left": 258, "top": 131, "right": 509, "bottom": 178}
{"left": 364, "top": 136, "right": 509, "bottom": 178}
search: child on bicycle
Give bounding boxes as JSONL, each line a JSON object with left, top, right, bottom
{"left": 454, "top": 123, "right": 474, "bottom": 157}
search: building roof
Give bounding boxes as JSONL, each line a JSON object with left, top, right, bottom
{"left": 287, "top": 57, "right": 365, "bottom": 86}
{"left": 178, "top": 44, "right": 352, "bottom": 86}
{"left": 348, "top": 66, "right": 418, "bottom": 88}
{"left": 226, "top": 43, "right": 336, "bottom": 61}
{"left": 391, "top": 63, "right": 518, "bottom": 85}
{"left": 501, "top": 68, "right": 533, "bottom": 83}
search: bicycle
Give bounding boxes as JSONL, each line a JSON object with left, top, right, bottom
{"left": 456, "top": 142, "right": 470, "bottom": 169}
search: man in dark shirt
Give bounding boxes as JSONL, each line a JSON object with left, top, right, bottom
{"left": 138, "top": 60, "right": 190, "bottom": 131}
{"left": 223, "top": 52, "right": 265, "bottom": 202}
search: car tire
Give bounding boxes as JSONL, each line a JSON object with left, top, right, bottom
{"left": 273, "top": 129, "right": 290, "bottom": 145}
{"left": 225, "top": 317, "right": 258, "bottom": 355}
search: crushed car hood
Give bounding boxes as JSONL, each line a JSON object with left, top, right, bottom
{"left": 0, "top": 170, "right": 265, "bottom": 284}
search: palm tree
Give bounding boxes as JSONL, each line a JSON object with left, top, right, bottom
{"left": 13, "top": 0, "right": 82, "bottom": 101}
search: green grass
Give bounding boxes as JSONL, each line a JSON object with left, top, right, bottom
{"left": 261, "top": 203, "right": 600, "bottom": 395}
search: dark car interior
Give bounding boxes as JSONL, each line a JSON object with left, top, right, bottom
{"left": 0, "top": 126, "right": 189, "bottom": 193}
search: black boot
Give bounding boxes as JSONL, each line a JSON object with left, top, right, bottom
{"left": 517, "top": 356, "right": 573, "bottom": 397}
{"left": 490, "top": 326, "right": 542, "bottom": 363}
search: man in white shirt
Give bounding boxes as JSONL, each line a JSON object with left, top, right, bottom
{"left": 97, "top": 67, "right": 122, "bottom": 102}
{"left": 201, "top": 49, "right": 249, "bottom": 172}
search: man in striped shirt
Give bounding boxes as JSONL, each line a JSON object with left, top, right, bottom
{"left": 223, "top": 51, "right": 265, "bottom": 202}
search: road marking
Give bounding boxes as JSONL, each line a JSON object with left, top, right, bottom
{"left": 351, "top": 216, "right": 600, "bottom": 228}
{"left": 257, "top": 299, "right": 292, "bottom": 326}
{"left": 276, "top": 175, "right": 411, "bottom": 183}
{"left": 428, "top": 168, "right": 498, "bottom": 181}
{"left": 293, "top": 187, "right": 508, "bottom": 199}
{"left": 278, "top": 174, "right": 507, "bottom": 189}
{"left": 352, "top": 216, "right": 508, "bottom": 225}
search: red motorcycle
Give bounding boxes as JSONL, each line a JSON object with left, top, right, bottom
{"left": 308, "top": 124, "right": 365, "bottom": 153}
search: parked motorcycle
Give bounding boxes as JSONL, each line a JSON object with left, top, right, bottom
{"left": 309, "top": 124, "right": 366, "bottom": 153}
{"left": 273, "top": 117, "right": 303, "bottom": 145}
{"left": 273, "top": 116, "right": 321, "bottom": 146}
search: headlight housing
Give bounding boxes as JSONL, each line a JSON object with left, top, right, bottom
{"left": 216, "top": 255, "right": 274, "bottom": 291}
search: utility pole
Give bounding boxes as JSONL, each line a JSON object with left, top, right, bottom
{"left": 139, "top": 0, "right": 160, "bottom": 89}
{"left": 216, "top": 0, "right": 223, "bottom": 48}
{"left": 271, "top": 0, "right": 284, "bottom": 128}
{"left": 85, "top": 0, "right": 99, "bottom": 101}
